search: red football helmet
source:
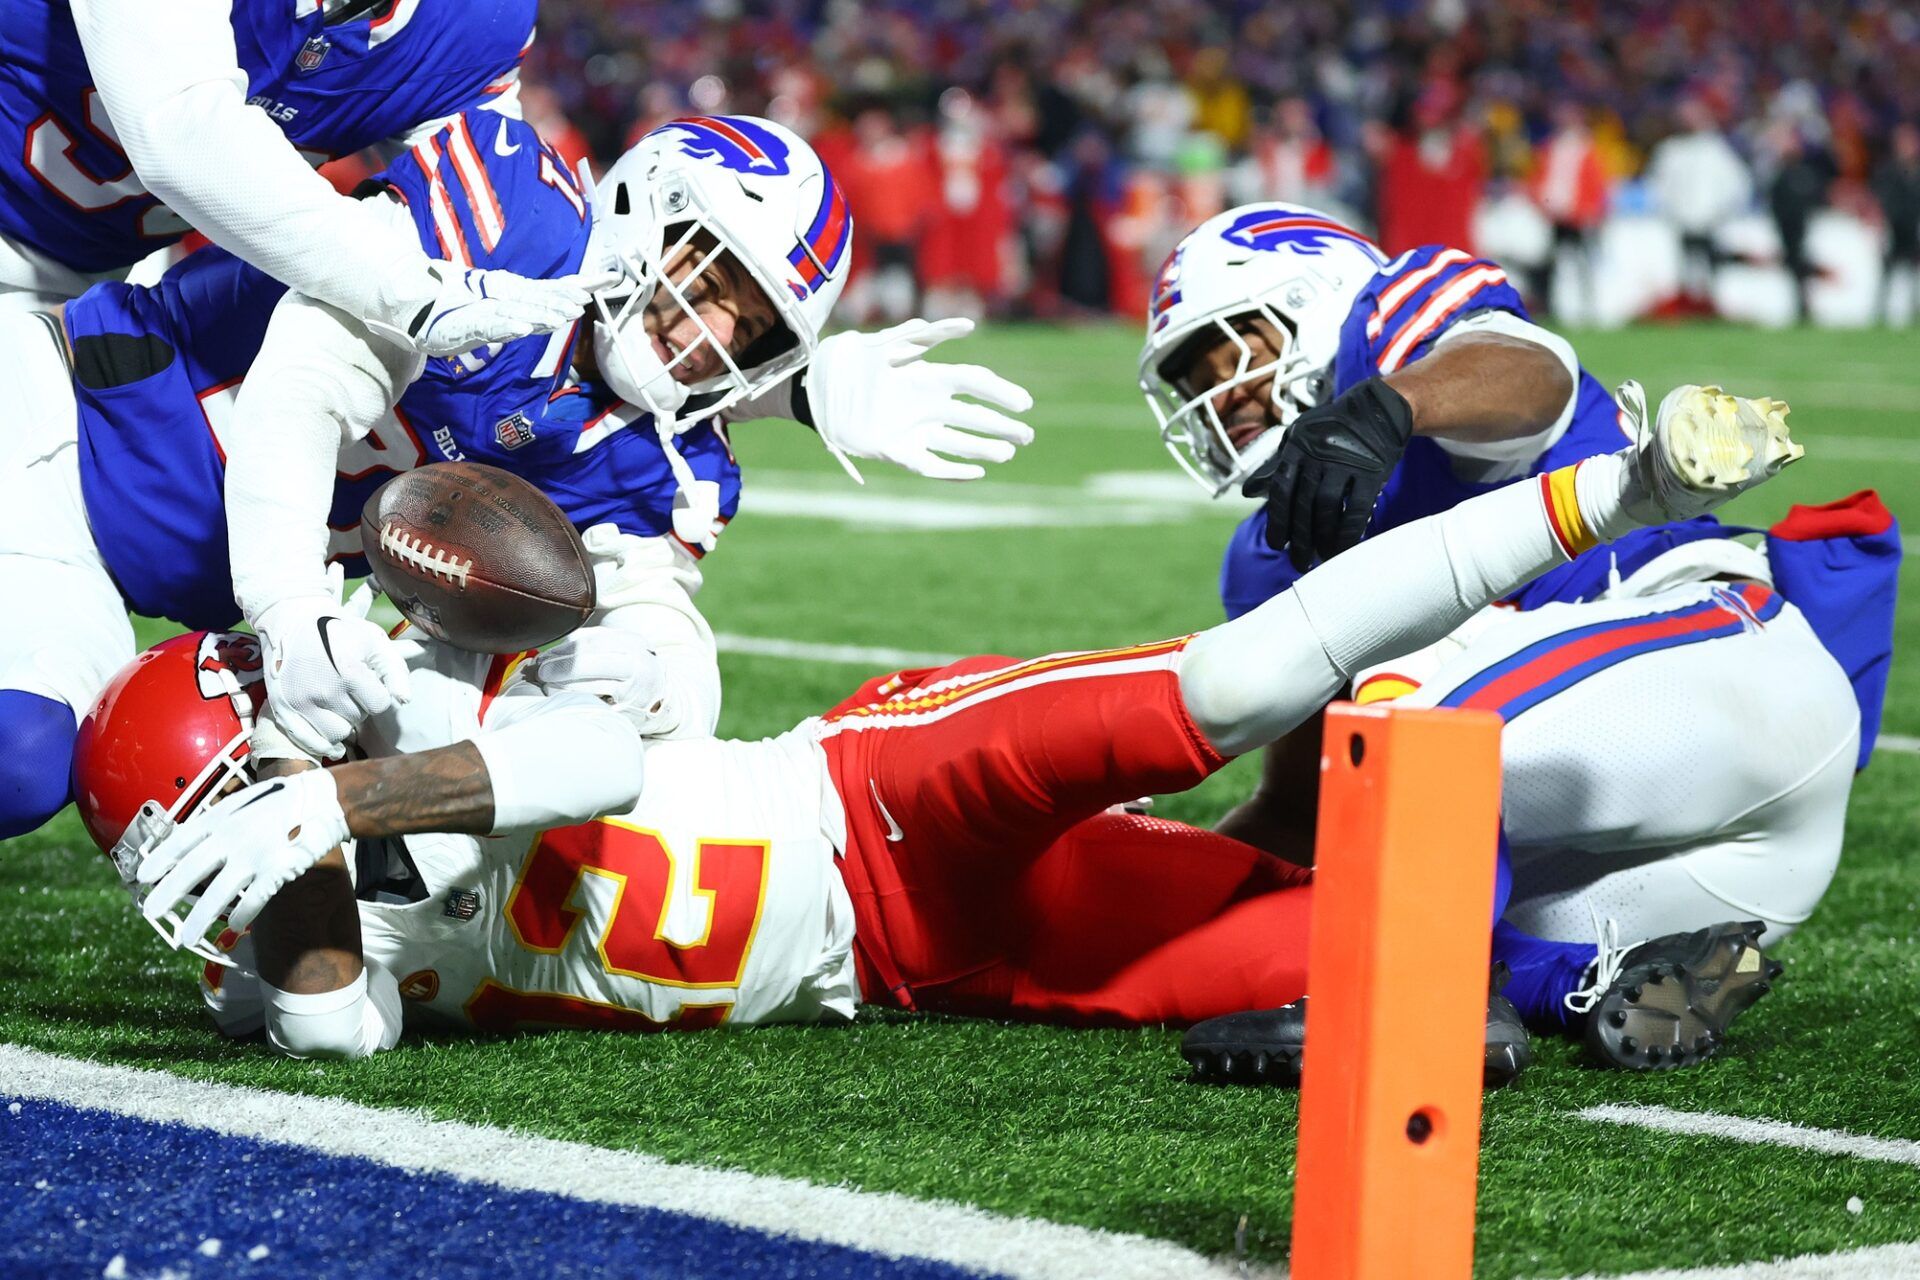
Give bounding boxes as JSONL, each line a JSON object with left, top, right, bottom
{"left": 72, "top": 632, "right": 267, "bottom": 964}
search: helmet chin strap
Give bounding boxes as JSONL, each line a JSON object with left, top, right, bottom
{"left": 586, "top": 295, "right": 722, "bottom": 552}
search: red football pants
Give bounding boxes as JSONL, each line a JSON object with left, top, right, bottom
{"left": 818, "top": 639, "right": 1314, "bottom": 1027}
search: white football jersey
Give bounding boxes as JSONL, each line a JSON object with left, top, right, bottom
{"left": 353, "top": 637, "right": 858, "bottom": 1035}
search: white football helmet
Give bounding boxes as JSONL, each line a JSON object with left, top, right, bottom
{"left": 1138, "top": 203, "right": 1386, "bottom": 495}
{"left": 589, "top": 114, "right": 852, "bottom": 428}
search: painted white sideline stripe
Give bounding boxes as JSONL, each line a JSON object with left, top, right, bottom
{"left": 1577, "top": 1103, "right": 1920, "bottom": 1167}
{"left": 1880, "top": 734, "right": 1920, "bottom": 756}
{"left": 0, "top": 1045, "right": 1267, "bottom": 1280}
{"left": 1559, "top": 1241, "right": 1920, "bottom": 1280}
{"left": 716, "top": 632, "right": 960, "bottom": 669}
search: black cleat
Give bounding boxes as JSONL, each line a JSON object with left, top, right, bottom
{"left": 1183, "top": 1001, "right": 1307, "bottom": 1085}
{"left": 1484, "top": 990, "right": 1532, "bottom": 1089}
{"left": 1182, "top": 982, "right": 1532, "bottom": 1089}
{"left": 1576, "top": 921, "right": 1780, "bottom": 1072}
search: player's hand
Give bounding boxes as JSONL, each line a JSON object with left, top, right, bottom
{"left": 136, "top": 769, "right": 351, "bottom": 948}
{"left": 255, "top": 572, "right": 412, "bottom": 761}
{"left": 804, "top": 317, "right": 1035, "bottom": 482}
{"left": 366, "top": 260, "right": 622, "bottom": 358}
{"left": 524, "top": 628, "right": 673, "bottom": 734}
{"left": 1241, "top": 376, "right": 1415, "bottom": 570}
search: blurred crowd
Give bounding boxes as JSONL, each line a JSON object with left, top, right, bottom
{"left": 519, "top": 0, "right": 1920, "bottom": 326}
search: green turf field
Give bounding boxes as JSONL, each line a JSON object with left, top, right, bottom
{"left": 6, "top": 322, "right": 1917, "bottom": 1276}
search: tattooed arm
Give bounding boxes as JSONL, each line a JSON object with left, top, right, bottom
{"left": 329, "top": 741, "right": 497, "bottom": 837}
{"left": 330, "top": 687, "right": 648, "bottom": 840}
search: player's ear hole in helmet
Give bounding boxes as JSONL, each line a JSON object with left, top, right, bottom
{"left": 70, "top": 632, "right": 272, "bottom": 968}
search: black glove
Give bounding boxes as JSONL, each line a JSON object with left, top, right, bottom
{"left": 1241, "top": 377, "right": 1415, "bottom": 571}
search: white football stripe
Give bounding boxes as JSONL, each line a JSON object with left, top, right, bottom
{"left": 1576, "top": 1103, "right": 1920, "bottom": 1166}
{"left": 0, "top": 1045, "right": 1264, "bottom": 1280}
{"left": 1558, "top": 1241, "right": 1920, "bottom": 1280}
{"left": 716, "top": 633, "right": 959, "bottom": 668}
{"left": 1879, "top": 734, "right": 1920, "bottom": 756}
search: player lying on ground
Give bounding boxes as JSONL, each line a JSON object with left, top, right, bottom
{"left": 0, "top": 111, "right": 1030, "bottom": 837}
{"left": 80, "top": 386, "right": 1799, "bottom": 1062}
{"left": 1138, "top": 202, "right": 1899, "bottom": 1079}
{"left": 0, "top": 0, "right": 603, "bottom": 350}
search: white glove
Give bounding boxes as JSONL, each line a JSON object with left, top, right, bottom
{"left": 804, "top": 317, "right": 1035, "bottom": 482}
{"left": 256, "top": 572, "right": 412, "bottom": 761}
{"left": 137, "top": 769, "right": 351, "bottom": 948}
{"left": 524, "top": 628, "right": 673, "bottom": 734}
{"left": 364, "top": 260, "right": 621, "bottom": 358}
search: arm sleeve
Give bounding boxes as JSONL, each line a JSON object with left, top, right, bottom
{"left": 224, "top": 227, "right": 425, "bottom": 623}
{"left": 579, "top": 525, "right": 723, "bottom": 739}
{"left": 72, "top": 0, "right": 437, "bottom": 321}
{"left": 720, "top": 371, "right": 814, "bottom": 428}
{"left": 261, "top": 962, "right": 404, "bottom": 1060}
{"left": 1426, "top": 309, "right": 1580, "bottom": 465}
{"left": 473, "top": 689, "right": 649, "bottom": 833}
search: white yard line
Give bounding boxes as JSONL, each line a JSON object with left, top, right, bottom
{"left": 737, "top": 470, "right": 1253, "bottom": 531}
{"left": 0, "top": 1044, "right": 1267, "bottom": 1280}
{"left": 716, "top": 633, "right": 960, "bottom": 668}
{"left": 1560, "top": 1241, "right": 1920, "bottom": 1279}
{"left": 1576, "top": 1103, "right": 1920, "bottom": 1166}
{"left": 1880, "top": 734, "right": 1920, "bottom": 756}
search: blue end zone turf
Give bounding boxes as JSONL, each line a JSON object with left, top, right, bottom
{"left": 0, "top": 1096, "right": 996, "bottom": 1279}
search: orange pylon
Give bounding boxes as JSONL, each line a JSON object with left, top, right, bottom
{"left": 1291, "top": 703, "right": 1504, "bottom": 1280}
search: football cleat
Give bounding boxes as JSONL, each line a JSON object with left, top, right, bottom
{"left": 1183, "top": 971, "right": 1533, "bottom": 1089}
{"left": 1567, "top": 920, "right": 1781, "bottom": 1072}
{"left": 1618, "top": 380, "right": 1803, "bottom": 523}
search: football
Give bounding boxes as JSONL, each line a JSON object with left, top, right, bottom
{"left": 360, "top": 462, "right": 595, "bottom": 653}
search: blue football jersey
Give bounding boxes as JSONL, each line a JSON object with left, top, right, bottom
{"left": 1220, "top": 245, "right": 1719, "bottom": 620}
{"left": 0, "top": 0, "right": 534, "bottom": 273}
{"left": 71, "top": 109, "right": 742, "bottom": 631}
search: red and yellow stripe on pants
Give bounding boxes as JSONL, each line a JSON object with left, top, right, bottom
{"left": 817, "top": 639, "right": 1313, "bottom": 1024}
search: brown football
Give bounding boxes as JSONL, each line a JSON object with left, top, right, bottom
{"left": 360, "top": 462, "right": 595, "bottom": 654}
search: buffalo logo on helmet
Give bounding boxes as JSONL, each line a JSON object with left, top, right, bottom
{"left": 193, "top": 633, "right": 264, "bottom": 703}
{"left": 658, "top": 115, "right": 793, "bottom": 177}
{"left": 1220, "top": 207, "right": 1373, "bottom": 256}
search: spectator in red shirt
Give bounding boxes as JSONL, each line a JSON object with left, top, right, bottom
{"left": 920, "top": 89, "right": 1013, "bottom": 318}
{"left": 1371, "top": 86, "right": 1486, "bottom": 257}
{"left": 1528, "top": 101, "right": 1611, "bottom": 320}
{"left": 836, "top": 107, "right": 938, "bottom": 324}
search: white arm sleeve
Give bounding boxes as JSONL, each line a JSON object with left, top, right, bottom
{"left": 474, "top": 688, "right": 649, "bottom": 833}
{"left": 262, "top": 962, "right": 404, "bottom": 1060}
{"left": 225, "top": 244, "right": 424, "bottom": 623}
{"left": 722, "top": 371, "right": 799, "bottom": 424}
{"left": 1428, "top": 310, "right": 1582, "bottom": 468}
{"left": 72, "top": 0, "right": 437, "bottom": 320}
{"left": 580, "top": 525, "right": 723, "bottom": 739}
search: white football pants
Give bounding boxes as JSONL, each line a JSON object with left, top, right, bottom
{"left": 1393, "top": 583, "right": 1858, "bottom": 943}
{"left": 0, "top": 309, "right": 135, "bottom": 717}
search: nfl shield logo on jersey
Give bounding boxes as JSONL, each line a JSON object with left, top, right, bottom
{"left": 494, "top": 412, "right": 537, "bottom": 451}
{"left": 295, "top": 34, "right": 331, "bottom": 73}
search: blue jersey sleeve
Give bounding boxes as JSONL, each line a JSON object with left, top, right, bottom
{"left": 1332, "top": 245, "right": 1530, "bottom": 394}
{"left": 380, "top": 109, "right": 593, "bottom": 470}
